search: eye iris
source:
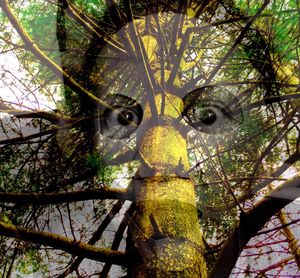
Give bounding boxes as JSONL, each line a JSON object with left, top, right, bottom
{"left": 200, "top": 108, "right": 217, "bottom": 125}
{"left": 117, "top": 109, "right": 134, "bottom": 126}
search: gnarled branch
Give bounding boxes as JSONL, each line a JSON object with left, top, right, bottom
{"left": 209, "top": 174, "right": 300, "bottom": 278}
{"left": 0, "top": 221, "right": 128, "bottom": 266}
{"left": 0, "top": 0, "right": 111, "bottom": 110}
{"left": 0, "top": 188, "right": 133, "bottom": 205}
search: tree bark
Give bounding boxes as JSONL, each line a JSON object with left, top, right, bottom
{"left": 129, "top": 94, "right": 207, "bottom": 277}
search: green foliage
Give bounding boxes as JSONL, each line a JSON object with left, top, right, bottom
{"left": 0, "top": 145, "right": 31, "bottom": 192}
{"left": 237, "top": 111, "right": 274, "bottom": 147}
{"left": 61, "top": 87, "right": 81, "bottom": 115}
{"left": 86, "top": 152, "right": 112, "bottom": 182}
{"left": 15, "top": 247, "right": 48, "bottom": 276}
{"left": 234, "top": 0, "right": 299, "bottom": 63}
{"left": 16, "top": 2, "right": 59, "bottom": 53}
{"left": 72, "top": 0, "right": 106, "bottom": 19}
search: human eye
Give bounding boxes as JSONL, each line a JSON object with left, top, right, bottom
{"left": 182, "top": 88, "right": 243, "bottom": 134}
{"left": 99, "top": 94, "right": 143, "bottom": 139}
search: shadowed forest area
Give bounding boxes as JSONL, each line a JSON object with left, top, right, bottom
{"left": 0, "top": 0, "right": 300, "bottom": 277}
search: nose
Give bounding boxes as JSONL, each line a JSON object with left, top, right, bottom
{"left": 130, "top": 92, "right": 206, "bottom": 275}
{"left": 136, "top": 93, "right": 189, "bottom": 178}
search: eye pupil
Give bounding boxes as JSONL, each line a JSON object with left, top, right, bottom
{"left": 99, "top": 94, "right": 143, "bottom": 139}
{"left": 117, "top": 109, "right": 134, "bottom": 126}
{"left": 200, "top": 108, "right": 217, "bottom": 125}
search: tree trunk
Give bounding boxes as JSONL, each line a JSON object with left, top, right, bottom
{"left": 129, "top": 93, "right": 207, "bottom": 277}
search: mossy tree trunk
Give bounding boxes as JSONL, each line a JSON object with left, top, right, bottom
{"left": 121, "top": 9, "right": 207, "bottom": 275}
{"left": 129, "top": 93, "right": 207, "bottom": 277}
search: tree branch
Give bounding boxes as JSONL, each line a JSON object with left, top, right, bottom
{"left": 0, "top": 102, "right": 61, "bottom": 123}
{"left": 0, "top": 188, "right": 133, "bottom": 205}
{"left": 0, "top": 221, "right": 127, "bottom": 266}
{"left": 209, "top": 174, "right": 300, "bottom": 278}
{"left": 100, "top": 203, "right": 136, "bottom": 278}
{"left": 0, "top": 0, "right": 111, "bottom": 110}
{"left": 232, "top": 93, "right": 300, "bottom": 115}
{"left": 204, "top": 152, "right": 300, "bottom": 213}
{"left": 58, "top": 0, "right": 125, "bottom": 53}
{"left": 277, "top": 210, "right": 300, "bottom": 267}
{"left": 0, "top": 129, "right": 55, "bottom": 145}
{"left": 58, "top": 200, "right": 125, "bottom": 277}
{"left": 183, "top": 0, "right": 271, "bottom": 115}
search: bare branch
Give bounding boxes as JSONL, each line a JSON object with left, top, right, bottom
{"left": 277, "top": 211, "right": 300, "bottom": 267}
{"left": 183, "top": 0, "right": 271, "bottom": 115}
{"left": 0, "top": 188, "right": 133, "bottom": 205}
{"left": 0, "top": 221, "right": 128, "bottom": 266}
{"left": 59, "top": 0, "right": 125, "bottom": 53}
{"left": 58, "top": 200, "right": 125, "bottom": 277}
{"left": 232, "top": 93, "right": 300, "bottom": 115}
{"left": 0, "top": 0, "right": 112, "bottom": 110}
{"left": 0, "top": 128, "right": 55, "bottom": 145}
{"left": 100, "top": 203, "right": 136, "bottom": 278}
{"left": 205, "top": 152, "right": 300, "bottom": 213}
{"left": 209, "top": 174, "right": 300, "bottom": 278}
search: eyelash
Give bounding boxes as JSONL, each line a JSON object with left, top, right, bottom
{"left": 98, "top": 91, "right": 243, "bottom": 138}
{"left": 99, "top": 94, "right": 143, "bottom": 139}
{"left": 182, "top": 92, "right": 243, "bottom": 134}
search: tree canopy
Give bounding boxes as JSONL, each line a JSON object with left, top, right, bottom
{"left": 0, "top": 0, "right": 300, "bottom": 277}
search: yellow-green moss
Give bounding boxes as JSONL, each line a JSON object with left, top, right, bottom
{"left": 132, "top": 176, "right": 207, "bottom": 277}
{"left": 134, "top": 177, "right": 202, "bottom": 243}
{"left": 128, "top": 14, "right": 207, "bottom": 277}
{"left": 139, "top": 125, "right": 189, "bottom": 173}
{"left": 143, "top": 93, "right": 184, "bottom": 119}
{"left": 133, "top": 92, "right": 207, "bottom": 276}
{"left": 133, "top": 237, "right": 207, "bottom": 277}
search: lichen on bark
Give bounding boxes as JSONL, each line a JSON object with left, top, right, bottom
{"left": 130, "top": 94, "right": 207, "bottom": 277}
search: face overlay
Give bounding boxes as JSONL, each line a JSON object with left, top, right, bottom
{"left": 55, "top": 1, "right": 283, "bottom": 274}
{"left": 86, "top": 9, "right": 249, "bottom": 275}
{"left": 95, "top": 12, "right": 245, "bottom": 161}
{"left": 54, "top": 0, "right": 292, "bottom": 276}
{"left": 2, "top": 0, "right": 300, "bottom": 277}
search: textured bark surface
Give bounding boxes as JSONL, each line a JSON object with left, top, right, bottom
{"left": 129, "top": 94, "right": 207, "bottom": 277}
{"left": 125, "top": 10, "right": 208, "bottom": 275}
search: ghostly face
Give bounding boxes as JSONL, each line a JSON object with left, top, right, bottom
{"left": 89, "top": 10, "right": 253, "bottom": 273}
{"left": 92, "top": 10, "right": 247, "bottom": 177}
{"left": 57, "top": 2, "right": 280, "bottom": 274}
